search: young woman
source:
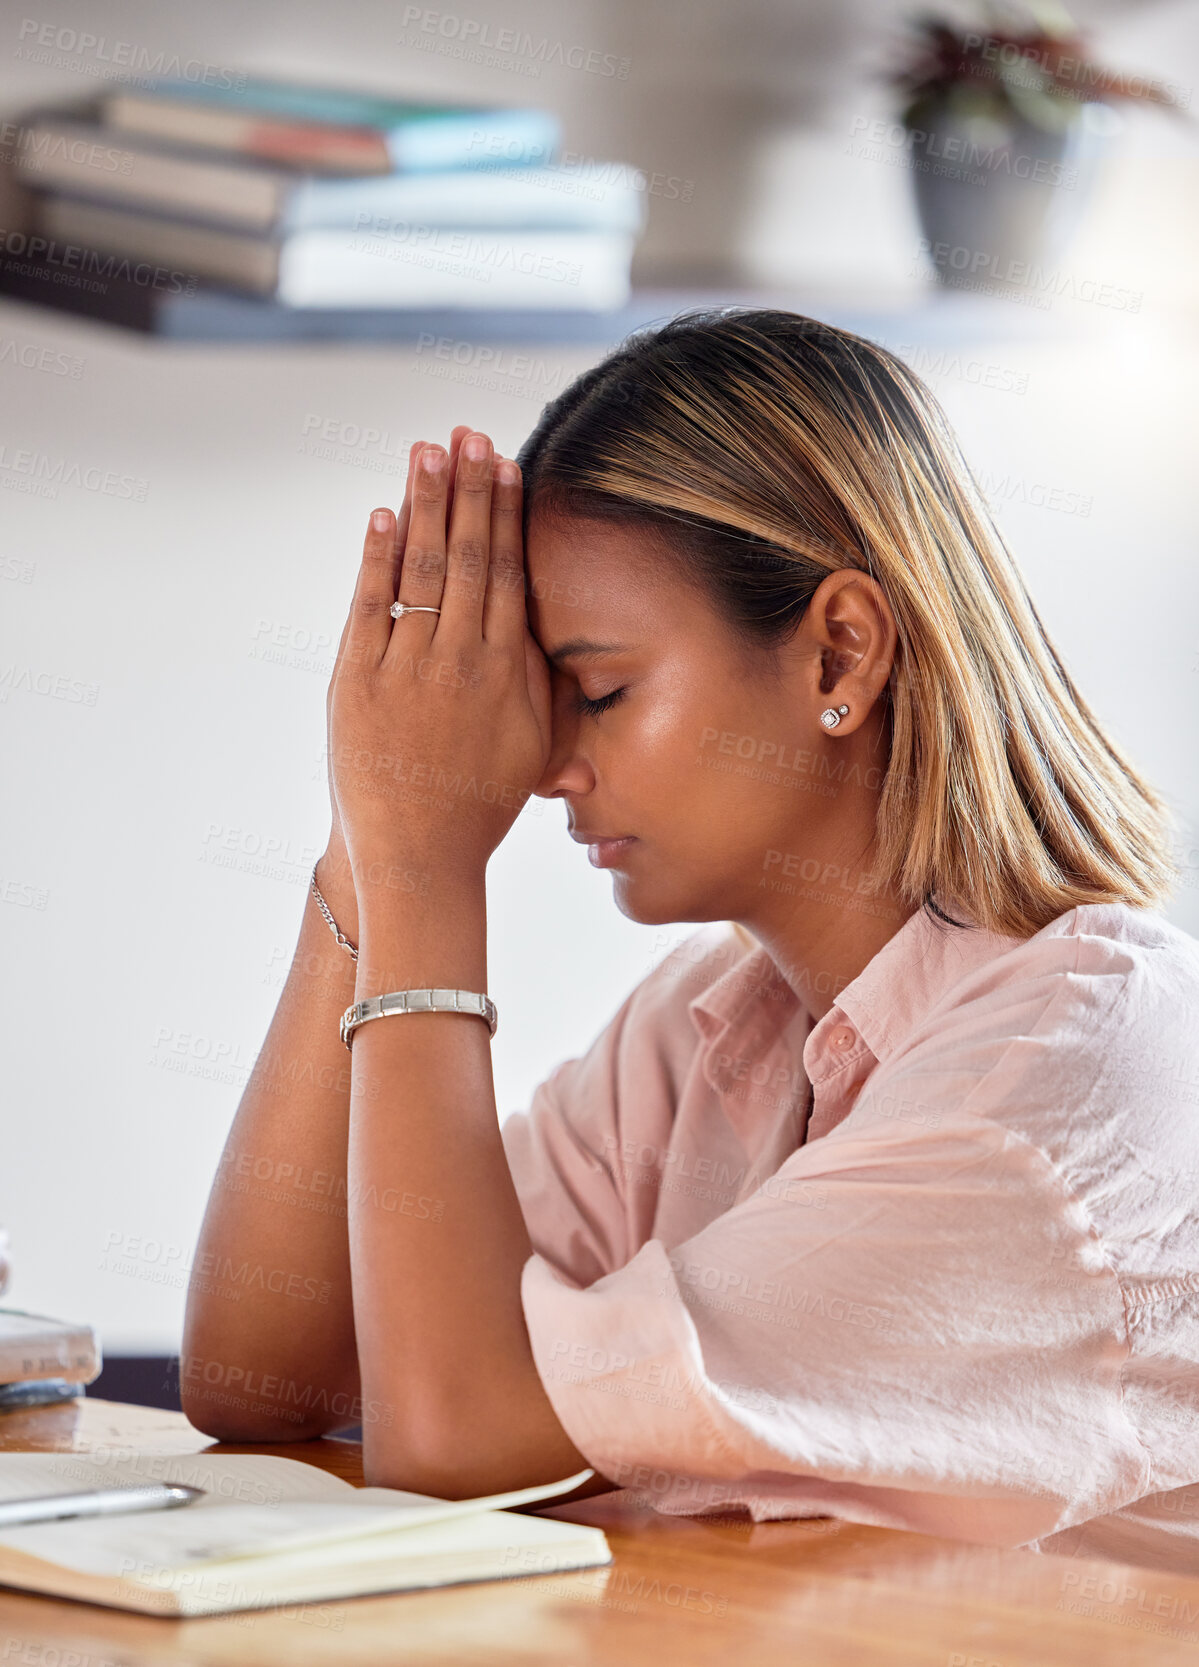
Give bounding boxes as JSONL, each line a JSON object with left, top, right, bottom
{"left": 183, "top": 308, "right": 1199, "bottom": 1573}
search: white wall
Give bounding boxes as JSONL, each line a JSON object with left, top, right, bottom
{"left": 0, "top": 0, "right": 1196, "bottom": 1352}
{"left": 0, "top": 0, "right": 1185, "bottom": 282}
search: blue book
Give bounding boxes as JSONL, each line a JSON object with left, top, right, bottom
{"left": 101, "top": 79, "right": 560, "bottom": 175}
{"left": 0, "top": 1378, "right": 82, "bottom": 1411}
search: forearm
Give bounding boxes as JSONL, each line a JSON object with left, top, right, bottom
{"left": 181, "top": 851, "right": 364, "bottom": 1441}
{"left": 348, "top": 872, "right": 592, "bottom": 1497}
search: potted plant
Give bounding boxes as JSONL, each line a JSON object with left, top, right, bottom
{"left": 890, "top": 1, "right": 1186, "bottom": 291}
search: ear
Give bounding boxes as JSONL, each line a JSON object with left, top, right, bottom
{"left": 808, "top": 571, "right": 897, "bottom": 729}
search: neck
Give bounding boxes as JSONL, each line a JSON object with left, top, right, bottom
{"left": 739, "top": 858, "right": 917, "bottom": 1026}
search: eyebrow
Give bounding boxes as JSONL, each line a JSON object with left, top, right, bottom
{"left": 545, "top": 638, "right": 632, "bottom": 668}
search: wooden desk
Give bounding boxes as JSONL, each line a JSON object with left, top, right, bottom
{"left": 1, "top": 1399, "right": 1198, "bottom": 1665}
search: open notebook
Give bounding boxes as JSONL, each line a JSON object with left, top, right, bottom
{"left": 0, "top": 1449, "right": 611, "bottom": 1616}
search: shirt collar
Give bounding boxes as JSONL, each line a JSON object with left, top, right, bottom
{"left": 686, "top": 934, "right": 809, "bottom": 1146}
{"left": 821, "top": 903, "right": 1024, "bottom": 1066}
{"left": 687, "top": 907, "right": 1023, "bottom": 1142}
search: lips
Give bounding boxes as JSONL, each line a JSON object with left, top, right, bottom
{"left": 568, "top": 830, "right": 633, "bottom": 843}
{"left": 584, "top": 834, "right": 637, "bottom": 869}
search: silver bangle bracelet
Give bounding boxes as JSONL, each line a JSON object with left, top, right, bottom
{"left": 341, "top": 989, "right": 498, "bottom": 1050}
{"left": 311, "top": 866, "right": 498, "bottom": 1049}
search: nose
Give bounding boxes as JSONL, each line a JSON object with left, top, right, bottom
{"left": 532, "top": 681, "right": 591, "bottom": 801}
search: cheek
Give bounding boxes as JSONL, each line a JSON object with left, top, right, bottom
{"left": 611, "top": 684, "right": 734, "bottom": 815}
{"left": 639, "top": 673, "right": 746, "bottom": 766}
{"left": 619, "top": 684, "right": 701, "bottom": 776}
{"left": 655, "top": 688, "right": 805, "bottom": 833}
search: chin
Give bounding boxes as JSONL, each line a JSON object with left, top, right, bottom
{"left": 607, "top": 873, "right": 660, "bottom": 926}
{"left": 608, "top": 876, "right": 715, "bottom": 930}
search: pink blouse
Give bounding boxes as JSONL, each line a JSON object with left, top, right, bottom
{"left": 500, "top": 901, "right": 1199, "bottom": 1573}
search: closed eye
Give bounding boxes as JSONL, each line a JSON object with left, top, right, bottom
{"left": 572, "top": 686, "right": 627, "bottom": 718}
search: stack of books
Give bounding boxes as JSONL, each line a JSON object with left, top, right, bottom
{"left": 10, "top": 78, "right": 646, "bottom": 316}
{"left": 0, "top": 1307, "right": 100, "bottom": 1411}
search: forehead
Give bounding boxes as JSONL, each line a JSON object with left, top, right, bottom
{"left": 524, "top": 508, "right": 680, "bottom": 645}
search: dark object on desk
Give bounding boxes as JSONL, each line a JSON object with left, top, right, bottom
{"left": 0, "top": 1380, "right": 82, "bottom": 1413}
{"left": 88, "top": 1355, "right": 181, "bottom": 1413}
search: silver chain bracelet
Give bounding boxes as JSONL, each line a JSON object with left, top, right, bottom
{"left": 310, "top": 862, "right": 359, "bottom": 961}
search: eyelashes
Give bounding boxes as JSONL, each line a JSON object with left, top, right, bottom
{"left": 572, "top": 686, "right": 627, "bottom": 718}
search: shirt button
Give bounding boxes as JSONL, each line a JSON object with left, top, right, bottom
{"left": 830, "top": 1024, "right": 856, "bottom": 1050}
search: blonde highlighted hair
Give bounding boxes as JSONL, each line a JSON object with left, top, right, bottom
{"left": 515, "top": 308, "right": 1177, "bottom": 938}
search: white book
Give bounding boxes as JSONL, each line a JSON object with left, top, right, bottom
{"left": 0, "top": 1450, "right": 610, "bottom": 1615}
{"left": 38, "top": 197, "right": 634, "bottom": 310}
{"left": 0, "top": 1308, "right": 100, "bottom": 1385}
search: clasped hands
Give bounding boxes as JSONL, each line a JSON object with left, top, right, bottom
{"left": 324, "top": 427, "right": 553, "bottom": 907}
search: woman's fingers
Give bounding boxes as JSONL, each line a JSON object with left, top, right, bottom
{"left": 391, "top": 438, "right": 426, "bottom": 570}
{"left": 483, "top": 455, "right": 527, "bottom": 644}
{"left": 443, "top": 425, "right": 473, "bottom": 524}
{"left": 395, "top": 441, "right": 450, "bottom": 616}
{"left": 441, "top": 430, "right": 494, "bottom": 633}
{"left": 340, "top": 441, "right": 433, "bottom": 671}
{"left": 341, "top": 504, "right": 400, "bottom": 667}
{"left": 380, "top": 426, "right": 508, "bottom": 654}
{"left": 332, "top": 442, "right": 419, "bottom": 683}
{"left": 342, "top": 444, "right": 424, "bottom": 669}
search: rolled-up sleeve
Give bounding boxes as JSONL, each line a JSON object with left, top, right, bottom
{"left": 520, "top": 1070, "right": 1151, "bottom": 1544}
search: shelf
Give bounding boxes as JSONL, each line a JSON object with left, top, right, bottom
{"left": 0, "top": 251, "right": 1105, "bottom": 346}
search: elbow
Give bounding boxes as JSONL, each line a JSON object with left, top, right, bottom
{"left": 180, "top": 1386, "right": 333, "bottom": 1445}
{"left": 361, "top": 1426, "right": 481, "bottom": 1500}
{"left": 360, "top": 1422, "right": 570, "bottom": 1501}
{"left": 177, "top": 1343, "right": 339, "bottom": 1445}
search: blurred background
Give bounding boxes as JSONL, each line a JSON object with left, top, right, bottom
{"left": 0, "top": 0, "right": 1196, "bottom": 1406}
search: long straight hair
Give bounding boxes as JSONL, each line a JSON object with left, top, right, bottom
{"left": 515, "top": 307, "right": 1177, "bottom": 939}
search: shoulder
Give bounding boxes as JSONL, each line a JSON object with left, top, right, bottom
{"left": 1057, "top": 901, "right": 1199, "bottom": 1119}
{"left": 1066, "top": 899, "right": 1199, "bottom": 987}
{"left": 922, "top": 901, "right": 1199, "bottom": 1048}
{"left": 861, "top": 903, "right": 1199, "bottom": 1203}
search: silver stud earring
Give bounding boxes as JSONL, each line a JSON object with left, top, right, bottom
{"left": 820, "top": 704, "right": 850, "bottom": 730}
